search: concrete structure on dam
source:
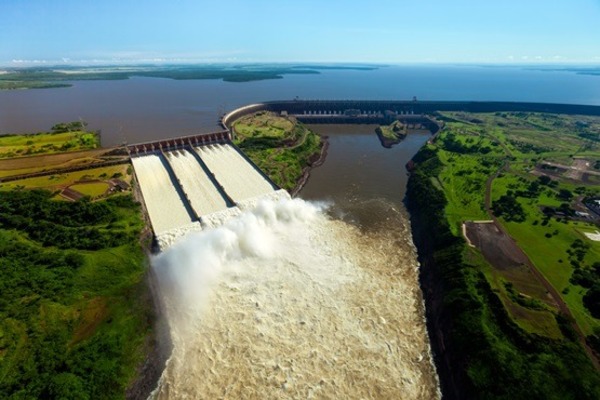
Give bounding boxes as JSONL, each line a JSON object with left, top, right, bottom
{"left": 130, "top": 99, "right": 600, "bottom": 249}
{"left": 128, "top": 131, "right": 287, "bottom": 249}
{"left": 221, "top": 100, "right": 600, "bottom": 130}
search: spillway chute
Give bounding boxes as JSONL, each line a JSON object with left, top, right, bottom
{"left": 130, "top": 141, "right": 284, "bottom": 250}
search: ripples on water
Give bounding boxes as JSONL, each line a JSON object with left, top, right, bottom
{"left": 150, "top": 198, "right": 440, "bottom": 399}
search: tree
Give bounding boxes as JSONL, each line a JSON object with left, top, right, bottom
{"left": 48, "top": 373, "right": 89, "bottom": 400}
{"left": 492, "top": 195, "right": 526, "bottom": 222}
{"left": 583, "top": 285, "right": 600, "bottom": 318}
{"left": 558, "top": 189, "right": 573, "bottom": 201}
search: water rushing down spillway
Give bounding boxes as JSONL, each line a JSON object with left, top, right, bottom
{"left": 131, "top": 154, "right": 197, "bottom": 235}
{"left": 150, "top": 198, "right": 441, "bottom": 399}
{"left": 132, "top": 143, "right": 281, "bottom": 247}
{"left": 165, "top": 149, "right": 229, "bottom": 216}
{"left": 195, "top": 144, "right": 275, "bottom": 203}
{"left": 132, "top": 132, "right": 441, "bottom": 398}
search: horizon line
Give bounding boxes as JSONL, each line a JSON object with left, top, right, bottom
{"left": 1, "top": 60, "right": 599, "bottom": 69}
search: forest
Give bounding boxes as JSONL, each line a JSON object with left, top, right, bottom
{"left": 0, "top": 190, "right": 151, "bottom": 399}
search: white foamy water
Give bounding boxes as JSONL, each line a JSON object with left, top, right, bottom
{"left": 150, "top": 197, "right": 440, "bottom": 399}
{"left": 166, "top": 149, "right": 229, "bottom": 216}
{"left": 156, "top": 190, "right": 291, "bottom": 250}
{"left": 131, "top": 154, "right": 196, "bottom": 235}
{"left": 195, "top": 144, "right": 275, "bottom": 202}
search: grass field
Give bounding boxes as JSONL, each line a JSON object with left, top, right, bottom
{"left": 0, "top": 127, "right": 99, "bottom": 158}
{"left": 233, "top": 113, "right": 296, "bottom": 139}
{"left": 464, "top": 244, "right": 563, "bottom": 338}
{"left": 435, "top": 111, "right": 600, "bottom": 337}
{"left": 70, "top": 182, "right": 110, "bottom": 197}
{"left": 232, "top": 111, "right": 323, "bottom": 191}
{"left": 0, "top": 164, "right": 130, "bottom": 192}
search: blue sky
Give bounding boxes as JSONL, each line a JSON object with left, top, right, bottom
{"left": 1, "top": 0, "right": 599, "bottom": 65}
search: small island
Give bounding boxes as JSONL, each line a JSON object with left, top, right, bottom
{"left": 375, "top": 120, "right": 408, "bottom": 148}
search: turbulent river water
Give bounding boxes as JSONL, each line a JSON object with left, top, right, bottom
{"left": 150, "top": 198, "right": 439, "bottom": 399}
{"left": 147, "top": 126, "right": 439, "bottom": 399}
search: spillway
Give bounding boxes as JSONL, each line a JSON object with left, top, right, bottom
{"left": 195, "top": 144, "right": 275, "bottom": 203}
{"left": 165, "top": 149, "right": 229, "bottom": 217}
{"left": 131, "top": 141, "right": 284, "bottom": 248}
{"left": 131, "top": 154, "right": 197, "bottom": 235}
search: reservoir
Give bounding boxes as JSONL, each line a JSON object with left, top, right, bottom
{"left": 1, "top": 65, "right": 600, "bottom": 146}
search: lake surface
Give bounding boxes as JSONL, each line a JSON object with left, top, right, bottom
{"left": 1, "top": 65, "right": 599, "bottom": 146}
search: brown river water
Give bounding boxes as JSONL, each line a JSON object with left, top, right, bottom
{"left": 149, "top": 125, "right": 440, "bottom": 399}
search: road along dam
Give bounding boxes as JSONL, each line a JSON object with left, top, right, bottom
{"left": 129, "top": 131, "right": 288, "bottom": 249}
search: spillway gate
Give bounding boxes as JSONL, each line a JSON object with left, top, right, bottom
{"left": 129, "top": 132, "right": 287, "bottom": 249}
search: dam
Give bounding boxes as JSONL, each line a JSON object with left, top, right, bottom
{"left": 129, "top": 131, "right": 285, "bottom": 249}
{"left": 130, "top": 101, "right": 445, "bottom": 248}
{"left": 133, "top": 98, "right": 600, "bottom": 249}
{"left": 146, "top": 110, "right": 443, "bottom": 399}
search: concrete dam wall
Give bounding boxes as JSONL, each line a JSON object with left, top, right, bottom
{"left": 133, "top": 99, "right": 600, "bottom": 248}
{"left": 131, "top": 142, "right": 285, "bottom": 249}
{"left": 221, "top": 100, "right": 600, "bottom": 130}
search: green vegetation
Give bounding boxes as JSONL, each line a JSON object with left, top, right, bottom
{"left": 0, "top": 65, "right": 378, "bottom": 89}
{"left": 232, "top": 111, "right": 323, "bottom": 191}
{"left": 0, "top": 81, "right": 71, "bottom": 90}
{"left": 434, "top": 131, "right": 501, "bottom": 231}
{"left": 0, "top": 122, "right": 99, "bottom": 158}
{"left": 69, "top": 182, "right": 110, "bottom": 198}
{"left": 375, "top": 121, "right": 407, "bottom": 147}
{"left": 0, "top": 164, "right": 132, "bottom": 203}
{"left": 407, "top": 132, "right": 600, "bottom": 398}
{"left": 434, "top": 112, "right": 600, "bottom": 335}
{"left": 408, "top": 111, "right": 600, "bottom": 397}
{"left": 0, "top": 190, "right": 150, "bottom": 399}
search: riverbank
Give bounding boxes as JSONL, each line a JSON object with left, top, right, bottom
{"left": 290, "top": 135, "right": 329, "bottom": 197}
{"left": 405, "top": 113, "right": 600, "bottom": 398}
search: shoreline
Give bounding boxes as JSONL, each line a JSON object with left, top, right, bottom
{"left": 290, "top": 134, "right": 329, "bottom": 197}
